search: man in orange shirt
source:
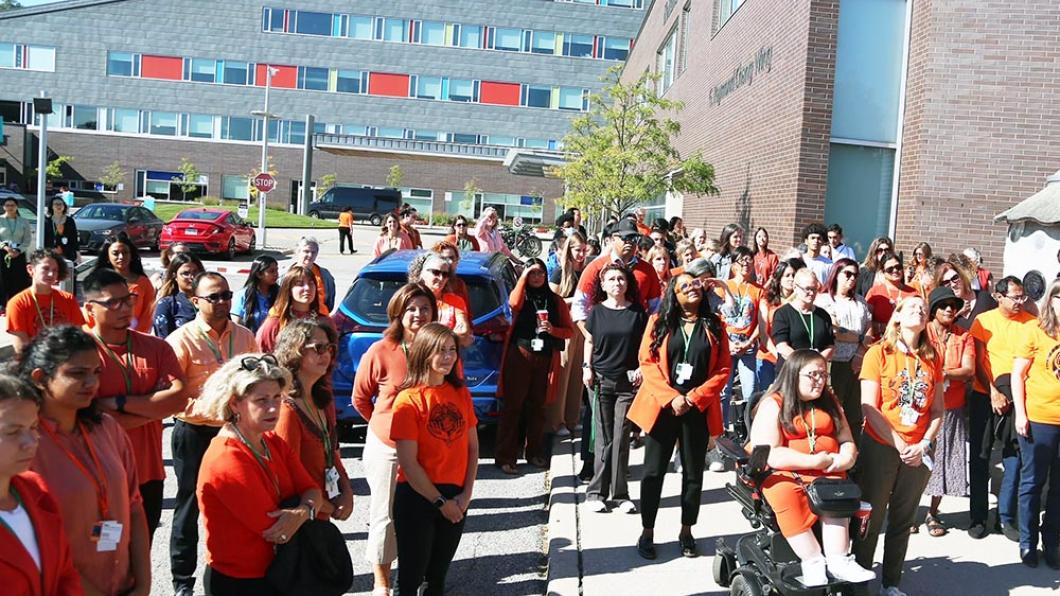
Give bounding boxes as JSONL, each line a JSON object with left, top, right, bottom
{"left": 337, "top": 206, "right": 357, "bottom": 255}
{"left": 571, "top": 218, "right": 663, "bottom": 325}
{"left": 967, "top": 276, "right": 1037, "bottom": 540}
{"left": 633, "top": 208, "right": 651, "bottom": 237}
{"left": 5, "top": 249, "right": 84, "bottom": 353}
{"left": 83, "top": 269, "right": 186, "bottom": 541}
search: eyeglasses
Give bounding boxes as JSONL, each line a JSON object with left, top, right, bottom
{"left": 196, "top": 291, "right": 234, "bottom": 303}
{"left": 87, "top": 292, "right": 138, "bottom": 310}
{"left": 304, "top": 343, "right": 336, "bottom": 356}
{"left": 426, "top": 268, "right": 451, "bottom": 278}
{"left": 942, "top": 274, "right": 961, "bottom": 286}
{"left": 241, "top": 354, "right": 278, "bottom": 372}
{"left": 883, "top": 265, "right": 902, "bottom": 274}
{"left": 1003, "top": 294, "right": 1028, "bottom": 304}
{"left": 736, "top": 257, "right": 753, "bottom": 265}
{"left": 614, "top": 234, "right": 641, "bottom": 245}
{"left": 839, "top": 270, "right": 857, "bottom": 278}
{"left": 795, "top": 284, "right": 818, "bottom": 294}
{"left": 678, "top": 279, "right": 703, "bottom": 293}
{"left": 937, "top": 301, "right": 962, "bottom": 312}
{"left": 801, "top": 371, "right": 828, "bottom": 382}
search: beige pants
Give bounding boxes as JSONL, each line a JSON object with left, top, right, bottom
{"left": 546, "top": 331, "right": 586, "bottom": 431}
{"left": 363, "top": 429, "right": 399, "bottom": 565}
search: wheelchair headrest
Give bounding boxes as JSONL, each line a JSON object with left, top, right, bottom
{"left": 716, "top": 436, "right": 749, "bottom": 465}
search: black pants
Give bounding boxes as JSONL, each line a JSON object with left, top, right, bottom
{"left": 140, "top": 479, "right": 164, "bottom": 540}
{"left": 394, "top": 483, "right": 466, "bottom": 596}
{"left": 587, "top": 377, "right": 634, "bottom": 501}
{"left": 204, "top": 566, "right": 277, "bottom": 596}
{"left": 0, "top": 251, "right": 29, "bottom": 305}
{"left": 580, "top": 387, "right": 594, "bottom": 465}
{"left": 170, "top": 420, "right": 220, "bottom": 589}
{"left": 639, "top": 407, "right": 708, "bottom": 528}
{"left": 338, "top": 227, "right": 353, "bottom": 253}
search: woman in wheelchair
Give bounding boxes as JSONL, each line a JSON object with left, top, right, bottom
{"left": 749, "top": 349, "right": 876, "bottom": 586}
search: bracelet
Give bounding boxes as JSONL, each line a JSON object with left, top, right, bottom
{"left": 302, "top": 501, "right": 316, "bottom": 518}
{"left": 682, "top": 395, "right": 694, "bottom": 408}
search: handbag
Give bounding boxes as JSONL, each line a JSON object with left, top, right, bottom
{"left": 803, "top": 477, "right": 862, "bottom": 518}
{"left": 266, "top": 496, "right": 354, "bottom": 596}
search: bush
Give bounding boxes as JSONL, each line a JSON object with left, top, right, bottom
{"left": 200, "top": 196, "right": 222, "bottom": 206}
{"left": 431, "top": 212, "right": 456, "bottom": 228}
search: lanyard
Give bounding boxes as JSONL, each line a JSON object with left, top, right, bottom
{"left": 796, "top": 310, "right": 816, "bottom": 350}
{"left": 199, "top": 325, "right": 234, "bottom": 364}
{"left": 0, "top": 487, "right": 25, "bottom": 537}
{"left": 231, "top": 424, "right": 280, "bottom": 498}
{"left": 94, "top": 333, "right": 134, "bottom": 394}
{"left": 302, "top": 398, "right": 334, "bottom": 469}
{"left": 679, "top": 319, "right": 700, "bottom": 364}
{"left": 41, "top": 421, "right": 112, "bottom": 519}
{"left": 30, "top": 291, "right": 54, "bottom": 328}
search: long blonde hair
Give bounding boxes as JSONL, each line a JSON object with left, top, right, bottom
{"left": 556, "top": 231, "right": 587, "bottom": 297}
{"left": 1038, "top": 278, "right": 1060, "bottom": 339}
{"left": 880, "top": 296, "right": 937, "bottom": 362}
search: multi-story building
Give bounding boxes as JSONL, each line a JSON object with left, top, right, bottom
{"left": 624, "top": 0, "right": 1060, "bottom": 271}
{"left": 0, "top": 0, "right": 646, "bottom": 223}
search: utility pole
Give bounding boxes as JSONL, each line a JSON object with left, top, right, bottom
{"left": 32, "top": 92, "right": 53, "bottom": 249}
{"left": 252, "top": 66, "right": 279, "bottom": 248}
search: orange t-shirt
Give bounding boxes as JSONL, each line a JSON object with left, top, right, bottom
{"left": 719, "top": 280, "right": 762, "bottom": 342}
{"left": 438, "top": 292, "right": 470, "bottom": 330}
{"left": 5, "top": 287, "right": 85, "bottom": 337}
{"left": 273, "top": 399, "right": 348, "bottom": 512}
{"left": 1016, "top": 323, "right": 1060, "bottom": 426}
{"left": 758, "top": 301, "right": 780, "bottom": 364}
{"left": 927, "top": 324, "right": 975, "bottom": 409}
{"left": 338, "top": 212, "right": 353, "bottom": 227}
{"left": 390, "top": 383, "right": 477, "bottom": 486}
{"left": 864, "top": 283, "right": 918, "bottom": 326}
{"left": 859, "top": 343, "right": 943, "bottom": 446}
{"left": 768, "top": 392, "right": 841, "bottom": 457}
{"left": 969, "top": 308, "right": 1037, "bottom": 392}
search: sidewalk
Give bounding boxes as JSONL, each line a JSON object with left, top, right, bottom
{"left": 546, "top": 433, "right": 1060, "bottom": 596}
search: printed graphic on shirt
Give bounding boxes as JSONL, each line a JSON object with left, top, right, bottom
{"left": 427, "top": 402, "right": 466, "bottom": 446}
{"left": 1048, "top": 344, "right": 1060, "bottom": 381}
{"left": 893, "top": 364, "right": 931, "bottom": 413}
{"left": 721, "top": 294, "right": 755, "bottom": 332}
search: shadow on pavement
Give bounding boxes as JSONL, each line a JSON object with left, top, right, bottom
{"left": 902, "top": 555, "right": 1060, "bottom": 592}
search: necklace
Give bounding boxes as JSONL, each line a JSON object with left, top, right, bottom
{"left": 807, "top": 404, "right": 818, "bottom": 453}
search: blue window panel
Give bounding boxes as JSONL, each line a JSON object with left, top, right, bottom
{"left": 376, "top": 127, "right": 405, "bottom": 139}
{"left": 603, "top": 37, "right": 630, "bottom": 60}
{"left": 187, "top": 114, "right": 214, "bottom": 138}
{"left": 189, "top": 58, "right": 216, "bottom": 83}
{"left": 288, "top": 120, "right": 307, "bottom": 145}
{"left": 384, "top": 18, "right": 407, "bottom": 42}
{"left": 485, "top": 135, "right": 517, "bottom": 147}
{"left": 457, "top": 24, "right": 482, "bottom": 48}
{"left": 71, "top": 105, "right": 98, "bottom": 130}
{"left": 413, "top": 130, "right": 444, "bottom": 141}
{"left": 451, "top": 133, "right": 479, "bottom": 144}
{"left": 223, "top": 116, "right": 254, "bottom": 141}
{"left": 336, "top": 69, "right": 364, "bottom": 93}
{"left": 548, "top": 140, "right": 559, "bottom": 150}
{"left": 222, "top": 61, "right": 249, "bottom": 85}
{"left": 351, "top": 15, "right": 373, "bottom": 40}
{"left": 298, "top": 66, "right": 329, "bottom": 91}
{"left": 522, "top": 138, "right": 548, "bottom": 149}
{"left": 558, "top": 87, "right": 583, "bottom": 111}
{"left": 830, "top": 0, "right": 907, "bottom": 144}
{"left": 333, "top": 14, "right": 345, "bottom": 37}
{"left": 0, "top": 43, "right": 13, "bottom": 69}
{"left": 294, "top": 11, "right": 332, "bottom": 36}
{"left": 449, "top": 78, "right": 476, "bottom": 102}
{"left": 149, "top": 111, "right": 179, "bottom": 136}
{"left": 265, "top": 119, "right": 282, "bottom": 143}
{"left": 494, "top": 27, "right": 522, "bottom": 51}
{"left": 343, "top": 123, "right": 367, "bottom": 135}
{"left": 525, "top": 86, "right": 551, "bottom": 108}
{"left": 314, "top": 121, "right": 327, "bottom": 134}
{"left": 107, "top": 51, "right": 137, "bottom": 76}
{"left": 415, "top": 76, "right": 443, "bottom": 100}
{"left": 421, "top": 21, "right": 445, "bottom": 46}
{"left": 824, "top": 143, "right": 895, "bottom": 257}
{"left": 109, "top": 108, "right": 140, "bottom": 133}
{"left": 564, "top": 34, "right": 594, "bottom": 58}
{"left": 264, "top": 7, "right": 284, "bottom": 32}
{"left": 531, "top": 31, "right": 556, "bottom": 54}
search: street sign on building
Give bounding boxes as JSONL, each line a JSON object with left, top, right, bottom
{"left": 251, "top": 173, "right": 276, "bottom": 194}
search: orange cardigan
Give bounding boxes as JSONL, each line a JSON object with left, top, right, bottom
{"left": 499, "top": 273, "right": 575, "bottom": 404}
{"left": 627, "top": 314, "right": 731, "bottom": 435}
{"left": 0, "top": 472, "right": 83, "bottom": 596}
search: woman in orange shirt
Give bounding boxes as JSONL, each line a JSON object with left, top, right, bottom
{"left": 415, "top": 253, "right": 473, "bottom": 347}
{"left": 864, "top": 252, "right": 917, "bottom": 337}
{"left": 5, "top": 249, "right": 85, "bottom": 354}
{"left": 854, "top": 296, "right": 944, "bottom": 595}
{"left": 750, "top": 349, "right": 874, "bottom": 586}
{"left": 373, "top": 213, "right": 414, "bottom": 257}
{"left": 337, "top": 206, "right": 357, "bottom": 255}
{"left": 192, "top": 354, "right": 322, "bottom": 595}
{"left": 431, "top": 240, "right": 471, "bottom": 308}
{"left": 353, "top": 283, "right": 437, "bottom": 596}
{"left": 391, "top": 323, "right": 479, "bottom": 596}
{"left": 255, "top": 265, "right": 334, "bottom": 352}
{"left": 0, "top": 371, "right": 83, "bottom": 596}
{"left": 274, "top": 320, "right": 353, "bottom": 522}
{"left": 90, "top": 235, "right": 155, "bottom": 334}
{"left": 1012, "top": 278, "right": 1060, "bottom": 569}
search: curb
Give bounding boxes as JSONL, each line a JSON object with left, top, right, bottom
{"left": 546, "top": 434, "right": 582, "bottom": 596}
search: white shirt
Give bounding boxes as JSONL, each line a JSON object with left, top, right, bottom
{"left": 815, "top": 293, "right": 872, "bottom": 362}
{"left": 0, "top": 502, "right": 41, "bottom": 570}
{"left": 831, "top": 243, "right": 856, "bottom": 262}
{"left": 805, "top": 254, "right": 835, "bottom": 286}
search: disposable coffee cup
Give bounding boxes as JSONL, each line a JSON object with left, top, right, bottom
{"left": 536, "top": 309, "right": 549, "bottom": 331}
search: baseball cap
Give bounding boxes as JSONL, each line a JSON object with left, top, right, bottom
{"left": 611, "top": 218, "right": 640, "bottom": 239}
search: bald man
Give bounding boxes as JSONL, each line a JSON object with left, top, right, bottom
{"left": 770, "top": 268, "right": 836, "bottom": 369}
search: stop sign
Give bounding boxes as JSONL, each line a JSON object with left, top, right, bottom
{"left": 251, "top": 173, "right": 276, "bottom": 194}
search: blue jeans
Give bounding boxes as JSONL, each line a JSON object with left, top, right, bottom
{"left": 1017, "top": 421, "right": 1060, "bottom": 551}
{"left": 756, "top": 358, "right": 776, "bottom": 394}
{"left": 720, "top": 352, "right": 757, "bottom": 429}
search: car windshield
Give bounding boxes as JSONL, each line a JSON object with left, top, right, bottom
{"left": 176, "top": 211, "right": 222, "bottom": 221}
{"left": 75, "top": 205, "right": 126, "bottom": 221}
{"left": 342, "top": 273, "right": 503, "bottom": 325}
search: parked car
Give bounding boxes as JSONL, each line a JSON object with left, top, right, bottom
{"left": 160, "top": 208, "right": 256, "bottom": 259}
{"left": 72, "top": 203, "right": 163, "bottom": 253}
{"left": 330, "top": 250, "right": 516, "bottom": 429}
{"left": 307, "top": 186, "right": 402, "bottom": 225}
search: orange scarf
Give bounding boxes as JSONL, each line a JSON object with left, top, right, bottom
{"left": 310, "top": 264, "right": 330, "bottom": 316}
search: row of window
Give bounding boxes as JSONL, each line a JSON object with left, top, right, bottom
{"left": 0, "top": 42, "right": 56, "bottom": 72}
{"left": 106, "top": 51, "right": 591, "bottom": 111}
{"left": 549, "top": 0, "right": 644, "bottom": 8}
{"left": 656, "top": 3, "right": 691, "bottom": 94}
{"left": 261, "top": 7, "right": 632, "bottom": 61}
{"left": 12, "top": 101, "right": 560, "bottom": 149}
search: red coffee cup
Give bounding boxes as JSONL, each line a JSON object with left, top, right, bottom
{"left": 854, "top": 501, "right": 872, "bottom": 539}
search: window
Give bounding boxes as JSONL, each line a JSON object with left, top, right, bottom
{"left": 413, "top": 130, "right": 444, "bottom": 141}
{"left": 298, "top": 66, "right": 329, "bottom": 91}
{"left": 603, "top": 37, "right": 630, "bottom": 60}
{"left": 107, "top": 51, "right": 138, "bottom": 77}
{"left": 493, "top": 27, "right": 523, "bottom": 51}
{"left": 222, "top": 175, "right": 249, "bottom": 200}
{"left": 450, "top": 133, "right": 479, "bottom": 144}
{"left": 342, "top": 123, "right": 367, "bottom": 135}
{"left": 187, "top": 114, "right": 214, "bottom": 138}
{"left": 147, "top": 111, "right": 177, "bottom": 135}
{"left": 336, "top": 69, "right": 365, "bottom": 93}
{"left": 376, "top": 127, "right": 405, "bottom": 139}
{"left": 223, "top": 61, "right": 250, "bottom": 85}
{"left": 0, "top": 43, "right": 13, "bottom": 69}
{"left": 350, "top": 15, "right": 373, "bottom": 39}
{"left": 531, "top": 31, "right": 556, "bottom": 55}
{"left": 485, "top": 135, "right": 517, "bottom": 147}
{"left": 414, "top": 76, "right": 442, "bottom": 100}
{"left": 522, "top": 138, "right": 548, "bottom": 149}
{"left": 288, "top": 120, "right": 307, "bottom": 145}
{"left": 448, "top": 78, "right": 476, "bottom": 102}
{"left": 263, "top": 7, "right": 285, "bottom": 32}
{"left": 222, "top": 116, "right": 254, "bottom": 141}
{"left": 678, "top": 4, "right": 690, "bottom": 74}
{"left": 26, "top": 46, "right": 55, "bottom": 71}
{"left": 656, "top": 28, "right": 676, "bottom": 94}
{"left": 717, "top": 0, "right": 745, "bottom": 28}
{"left": 109, "top": 108, "right": 140, "bottom": 133}
{"left": 188, "top": 58, "right": 216, "bottom": 83}
{"left": 524, "top": 85, "right": 552, "bottom": 108}
{"left": 294, "top": 10, "right": 332, "bottom": 36}
{"left": 71, "top": 105, "right": 97, "bottom": 130}
{"left": 383, "top": 18, "right": 407, "bottom": 42}
{"left": 824, "top": 144, "right": 895, "bottom": 257}
{"left": 420, "top": 21, "right": 445, "bottom": 46}
{"left": 564, "top": 34, "right": 594, "bottom": 58}
{"left": 456, "top": 24, "right": 482, "bottom": 48}
{"left": 558, "top": 87, "right": 584, "bottom": 111}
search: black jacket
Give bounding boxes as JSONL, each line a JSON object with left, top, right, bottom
{"left": 42, "top": 216, "right": 79, "bottom": 261}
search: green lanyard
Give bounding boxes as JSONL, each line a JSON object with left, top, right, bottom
{"left": 199, "top": 325, "right": 234, "bottom": 364}
{"left": 679, "top": 319, "right": 700, "bottom": 365}
{"left": 94, "top": 332, "right": 134, "bottom": 393}
{"left": 302, "top": 398, "right": 333, "bottom": 469}
{"left": 30, "top": 291, "right": 54, "bottom": 328}
{"left": 231, "top": 424, "right": 280, "bottom": 498}
{"left": 0, "top": 487, "right": 24, "bottom": 537}
{"left": 797, "top": 310, "right": 816, "bottom": 351}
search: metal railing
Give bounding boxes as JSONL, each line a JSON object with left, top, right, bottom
{"left": 313, "top": 133, "right": 511, "bottom": 161}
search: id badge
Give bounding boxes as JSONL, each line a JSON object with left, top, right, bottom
{"left": 61, "top": 237, "right": 69, "bottom": 245}
{"left": 675, "top": 363, "right": 693, "bottom": 384}
{"left": 325, "top": 466, "right": 341, "bottom": 499}
{"left": 92, "top": 520, "right": 123, "bottom": 552}
{"left": 900, "top": 406, "right": 920, "bottom": 427}
{"left": 531, "top": 338, "right": 544, "bottom": 352}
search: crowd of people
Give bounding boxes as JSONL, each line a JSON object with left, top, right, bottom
{"left": 0, "top": 196, "right": 1058, "bottom": 596}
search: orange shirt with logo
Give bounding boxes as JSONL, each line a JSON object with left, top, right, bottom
{"left": 860, "top": 343, "right": 943, "bottom": 446}
{"left": 390, "top": 383, "right": 477, "bottom": 486}
{"left": 969, "top": 308, "right": 1037, "bottom": 392}
{"left": 1016, "top": 323, "right": 1060, "bottom": 426}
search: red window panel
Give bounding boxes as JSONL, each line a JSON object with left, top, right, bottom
{"left": 369, "top": 72, "right": 410, "bottom": 98}
{"left": 480, "top": 81, "right": 521, "bottom": 106}
{"left": 254, "top": 64, "right": 297, "bottom": 88}
{"left": 140, "top": 55, "right": 183, "bottom": 80}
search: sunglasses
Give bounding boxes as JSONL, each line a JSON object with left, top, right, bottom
{"left": 883, "top": 265, "right": 902, "bottom": 274}
{"left": 678, "top": 278, "right": 703, "bottom": 293}
{"left": 87, "top": 292, "right": 139, "bottom": 310}
{"left": 937, "top": 301, "right": 962, "bottom": 312}
{"left": 942, "top": 274, "right": 961, "bottom": 286}
{"left": 304, "top": 342, "right": 336, "bottom": 356}
{"left": 839, "top": 269, "right": 857, "bottom": 278}
{"left": 614, "top": 234, "right": 641, "bottom": 244}
{"left": 426, "top": 268, "right": 451, "bottom": 278}
{"left": 455, "top": 222, "right": 467, "bottom": 227}
{"left": 877, "top": 247, "right": 891, "bottom": 254}
{"left": 240, "top": 354, "right": 278, "bottom": 372}
{"left": 196, "top": 291, "right": 234, "bottom": 303}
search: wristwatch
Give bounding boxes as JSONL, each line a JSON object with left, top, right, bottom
{"left": 918, "top": 438, "right": 934, "bottom": 451}
{"left": 115, "top": 395, "right": 127, "bottom": 413}
{"left": 303, "top": 500, "right": 316, "bottom": 518}
{"left": 433, "top": 495, "right": 447, "bottom": 509}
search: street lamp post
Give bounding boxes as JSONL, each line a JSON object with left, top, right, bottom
{"left": 252, "top": 66, "right": 279, "bottom": 249}
{"left": 33, "top": 92, "right": 53, "bottom": 249}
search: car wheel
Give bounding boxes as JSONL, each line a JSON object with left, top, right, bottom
{"left": 224, "top": 238, "right": 236, "bottom": 260}
{"left": 309, "top": 211, "right": 320, "bottom": 219}
{"left": 369, "top": 214, "right": 382, "bottom": 227}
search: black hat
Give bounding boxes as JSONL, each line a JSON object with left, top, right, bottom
{"left": 611, "top": 218, "right": 640, "bottom": 239}
{"left": 928, "top": 286, "right": 962, "bottom": 315}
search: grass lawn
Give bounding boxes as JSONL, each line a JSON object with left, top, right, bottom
{"left": 152, "top": 203, "right": 337, "bottom": 228}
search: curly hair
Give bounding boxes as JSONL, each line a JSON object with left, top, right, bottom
{"left": 273, "top": 319, "right": 338, "bottom": 409}
{"left": 188, "top": 354, "right": 292, "bottom": 423}
{"left": 590, "top": 263, "right": 641, "bottom": 306}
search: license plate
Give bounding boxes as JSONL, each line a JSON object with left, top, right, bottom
{"left": 185, "top": 228, "right": 198, "bottom": 235}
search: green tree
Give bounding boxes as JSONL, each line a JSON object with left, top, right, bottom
{"left": 556, "top": 66, "right": 718, "bottom": 219}
{"left": 172, "top": 157, "right": 202, "bottom": 202}
{"left": 45, "top": 155, "right": 72, "bottom": 180}
{"left": 317, "top": 173, "right": 337, "bottom": 197}
{"left": 99, "top": 161, "right": 126, "bottom": 191}
{"left": 462, "top": 178, "right": 481, "bottom": 212}
{"left": 386, "top": 164, "right": 404, "bottom": 188}
{"left": 0, "top": 1, "right": 23, "bottom": 12}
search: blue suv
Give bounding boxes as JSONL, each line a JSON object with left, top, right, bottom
{"left": 330, "top": 250, "right": 516, "bottom": 427}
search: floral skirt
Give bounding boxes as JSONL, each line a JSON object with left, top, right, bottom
{"left": 924, "top": 406, "right": 969, "bottom": 497}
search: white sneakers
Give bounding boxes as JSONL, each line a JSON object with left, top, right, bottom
{"left": 879, "top": 586, "right": 908, "bottom": 596}
{"left": 615, "top": 500, "right": 638, "bottom": 514}
{"left": 827, "top": 554, "right": 876, "bottom": 584}
{"left": 801, "top": 556, "right": 828, "bottom": 586}
{"left": 586, "top": 499, "right": 608, "bottom": 513}
{"left": 708, "top": 460, "right": 725, "bottom": 472}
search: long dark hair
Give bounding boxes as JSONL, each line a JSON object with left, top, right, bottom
{"left": 242, "top": 255, "right": 279, "bottom": 329}
{"left": 717, "top": 223, "right": 744, "bottom": 258}
{"left": 767, "top": 349, "right": 844, "bottom": 436}
{"left": 17, "top": 325, "right": 102, "bottom": 428}
{"left": 158, "top": 253, "right": 204, "bottom": 298}
{"left": 93, "top": 233, "right": 147, "bottom": 277}
{"left": 273, "top": 318, "right": 338, "bottom": 409}
{"left": 751, "top": 227, "right": 770, "bottom": 254}
{"left": 590, "top": 263, "right": 641, "bottom": 306}
{"left": 824, "top": 258, "right": 859, "bottom": 297}
{"left": 649, "top": 274, "right": 724, "bottom": 359}
{"left": 765, "top": 258, "right": 805, "bottom": 307}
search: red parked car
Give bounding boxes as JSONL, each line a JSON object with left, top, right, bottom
{"left": 160, "top": 208, "right": 256, "bottom": 259}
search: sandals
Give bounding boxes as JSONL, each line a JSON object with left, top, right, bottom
{"left": 925, "top": 514, "right": 948, "bottom": 537}
{"left": 499, "top": 463, "right": 519, "bottom": 475}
